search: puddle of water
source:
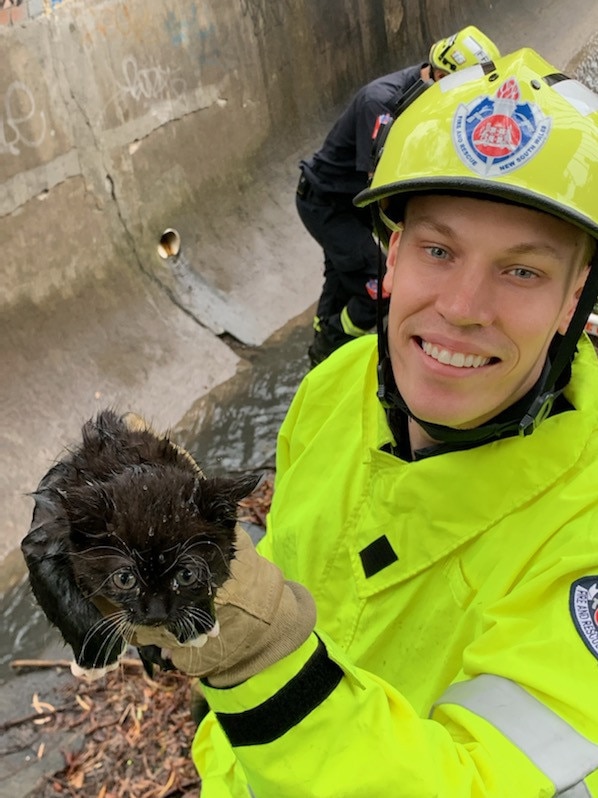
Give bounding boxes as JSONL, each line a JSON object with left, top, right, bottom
{"left": 177, "top": 320, "right": 313, "bottom": 474}
{"left": 0, "top": 318, "right": 314, "bottom": 683}
{"left": 0, "top": 580, "right": 63, "bottom": 683}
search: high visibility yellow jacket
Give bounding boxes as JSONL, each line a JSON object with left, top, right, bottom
{"left": 193, "top": 334, "right": 598, "bottom": 797}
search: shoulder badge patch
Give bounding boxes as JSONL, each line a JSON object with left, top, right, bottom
{"left": 570, "top": 577, "right": 598, "bottom": 659}
{"left": 453, "top": 77, "right": 551, "bottom": 177}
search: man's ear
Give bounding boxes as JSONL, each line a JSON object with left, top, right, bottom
{"left": 558, "top": 265, "right": 590, "bottom": 335}
{"left": 382, "top": 228, "right": 403, "bottom": 296}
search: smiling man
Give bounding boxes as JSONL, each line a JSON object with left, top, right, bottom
{"left": 133, "top": 49, "right": 598, "bottom": 797}
{"left": 381, "top": 194, "right": 591, "bottom": 447}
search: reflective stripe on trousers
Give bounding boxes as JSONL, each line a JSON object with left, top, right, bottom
{"left": 433, "top": 674, "right": 598, "bottom": 796}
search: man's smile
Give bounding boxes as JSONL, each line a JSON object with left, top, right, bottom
{"left": 419, "top": 338, "right": 494, "bottom": 369}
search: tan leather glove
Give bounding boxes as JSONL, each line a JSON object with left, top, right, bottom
{"left": 133, "top": 525, "right": 316, "bottom": 687}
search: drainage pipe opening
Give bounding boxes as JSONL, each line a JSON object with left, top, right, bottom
{"left": 157, "top": 228, "right": 181, "bottom": 259}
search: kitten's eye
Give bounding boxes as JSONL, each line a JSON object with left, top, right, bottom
{"left": 174, "top": 567, "right": 198, "bottom": 587}
{"left": 113, "top": 569, "right": 137, "bottom": 590}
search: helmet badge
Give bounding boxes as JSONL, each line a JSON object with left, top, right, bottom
{"left": 453, "top": 77, "right": 552, "bottom": 177}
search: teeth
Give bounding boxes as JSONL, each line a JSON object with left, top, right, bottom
{"left": 422, "top": 340, "right": 490, "bottom": 368}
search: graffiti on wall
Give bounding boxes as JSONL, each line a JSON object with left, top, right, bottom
{"left": 100, "top": 54, "right": 189, "bottom": 124}
{"left": 164, "top": 3, "right": 221, "bottom": 67}
{"left": 0, "top": 80, "right": 46, "bottom": 156}
{"left": 117, "top": 56, "right": 187, "bottom": 104}
{"left": 240, "top": 0, "right": 290, "bottom": 38}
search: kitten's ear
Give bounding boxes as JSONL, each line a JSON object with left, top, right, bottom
{"left": 224, "top": 473, "right": 262, "bottom": 503}
{"left": 192, "top": 473, "right": 261, "bottom": 527}
{"left": 56, "top": 485, "right": 114, "bottom": 540}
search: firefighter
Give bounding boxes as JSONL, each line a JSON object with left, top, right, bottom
{"left": 137, "top": 48, "right": 598, "bottom": 797}
{"left": 296, "top": 24, "right": 500, "bottom": 367}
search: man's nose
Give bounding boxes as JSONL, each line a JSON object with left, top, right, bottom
{"left": 435, "top": 266, "right": 495, "bottom": 327}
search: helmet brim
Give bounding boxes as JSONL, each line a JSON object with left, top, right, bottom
{"left": 354, "top": 176, "right": 598, "bottom": 242}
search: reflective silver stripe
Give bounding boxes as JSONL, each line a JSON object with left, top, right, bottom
{"left": 560, "top": 783, "right": 592, "bottom": 797}
{"left": 433, "top": 674, "right": 598, "bottom": 792}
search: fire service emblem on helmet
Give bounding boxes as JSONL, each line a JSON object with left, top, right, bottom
{"left": 453, "top": 78, "right": 551, "bottom": 177}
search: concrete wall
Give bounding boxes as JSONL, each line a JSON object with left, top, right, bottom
{"left": 1, "top": 0, "right": 490, "bottom": 341}
{"left": 1, "top": 0, "right": 598, "bottom": 575}
{"left": 0, "top": 0, "right": 493, "bottom": 564}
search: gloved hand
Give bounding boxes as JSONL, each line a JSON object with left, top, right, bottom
{"left": 133, "top": 525, "right": 316, "bottom": 687}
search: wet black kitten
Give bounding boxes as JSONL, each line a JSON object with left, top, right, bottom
{"left": 21, "top": 409, "right": 260, "bottom": 678}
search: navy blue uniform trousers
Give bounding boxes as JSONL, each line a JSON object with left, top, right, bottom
{"left": 296, "top": 177, "right": 383, "bottom": 332}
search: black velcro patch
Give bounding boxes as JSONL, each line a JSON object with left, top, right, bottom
{"left": 359, "top": 535, "right": 398, "bottom": 578}
{"left": 211, "top": 636, "right": 343, "bottom": 747}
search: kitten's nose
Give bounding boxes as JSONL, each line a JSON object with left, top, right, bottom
{"left": 142, "top": 596, "right": 169, "bottom": 625}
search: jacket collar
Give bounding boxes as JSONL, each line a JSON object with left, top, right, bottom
{"left": 350, "top": 337, "right": 598, "bottom": 593}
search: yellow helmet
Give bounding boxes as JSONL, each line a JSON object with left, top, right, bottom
{"left": 429, "top": 25, "right": 500, "bottom": 73}
{"left": 356, "top": 47, "right": 598, "bottom": 243}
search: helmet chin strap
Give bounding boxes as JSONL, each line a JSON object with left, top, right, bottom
{"left": 377, "top": 352, "right": 557, "bottom": 446}
{"left": 377, "top": 251, "right": 598, "bottom": 445}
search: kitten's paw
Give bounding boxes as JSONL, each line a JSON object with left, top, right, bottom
{"left": 186, "top": 622, "right": 220, "bottom": 649}
{"left": 187, "top": 634, "right": 208, "bottom": 649}
{"left": 207, "top": 620, "right": 220, "bottom": 638}
{"left": 70, "top": 659, "right": 120, "bottom": 682}
{"left": 161, "top": 626, "right": 216, "bottom": 660}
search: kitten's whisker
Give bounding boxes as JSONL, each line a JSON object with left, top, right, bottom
{"left": 189, "top": 609, "right": 213, "bottom": 633}
{"left": 175, "top": 616, "right": 193, "bottom": 642}
{"left": 190, "top": 539, "right": 230, "bottom": 571}
{"left": 80, "top": 611, "right": 128, "bottom": 667}
{"left": 208, "top": 628, "right": 228, "bottom": 666}
{"left": 174, "top": 613, "right": 197, "bottom": 643}
{"left": 186, "top": 606, "right": 217, "bottom": 635}
{"left": 98, "top": 610, "right": 130, "bottom": 658}
{"left": 178, "top": 553, "right": 212, "bottom": 580}
{"left": 180, "top": 537, "right": 213, "bottom": 557}
{"left": 94, "top": 627, "right": 124, "bottom": 669}
{"left": 70, "top": 545, "right": 133, "bottom": 559}
{"left": 185, "top": 542, "right": 232, "bottom": 578}
{"left": 160, "top": 541, "right": 184, "bottom": 558}
{"left": 112, "top": 614, "right": 135, "bottom": 643}
{"left": 106, "top": 533, "right": 135, "bottom": 559}
{"left": 80, "top": 572, "right": 133, "bottom": 599}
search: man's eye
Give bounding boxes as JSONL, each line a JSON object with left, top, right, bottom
{"left": 509, "top": 267, "right": 537, "bottom": 280}
{"left": 426, "top": 245, "right": 448, "bottom": 259}
{"left": 174, "top": 567, "right": 198, "bottom": 587}
{"left": 113, "top": 570, "right": 137, "bottom": 590}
